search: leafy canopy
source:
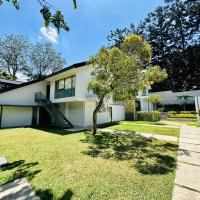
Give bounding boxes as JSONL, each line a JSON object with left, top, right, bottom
{"left": 107, "top": 0, "right": 200, "bottom": 91}
{"left": 88, "top": 34, "right": 167, "bottom": 102}
{"left": 0, "top": 0, "right": 77, "bottom": 32}
{"left": 24, "top": 43, "right": 65, "bottom": 80}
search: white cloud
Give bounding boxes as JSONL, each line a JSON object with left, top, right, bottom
{"left": 40, "top": 26, "right": 58, "bottom": 43}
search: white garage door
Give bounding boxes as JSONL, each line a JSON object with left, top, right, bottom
{"left": 1, "top": 106, "right": 33, "bottom": 128}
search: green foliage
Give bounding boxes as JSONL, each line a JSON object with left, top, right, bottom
{"left": 88, "top": 34, "right": 167, "bottom": 103}
{"left": 147, "top": 94, "right": 162, "bottom": 104}
{"left": 168, "top": 112, "right": 197, "bottom": 119}
{"left": 0, "top": 0, "right": 77, "bottom": 32}
{"left": 24, "top": 43, "right": 65, "bottom": 80}
{"left": 88, "top": 34, "right": 167, "bottom": 134}
{"left": 124, "top": 100, "right": 136, "bottom": 120}
{"left": 0, "top": 35, "right": 29, "bottom": 80}
{"left": 137, "top": 111, "right": 161, "bottom": 122}
{"left": 107, "top": 0, "right": 200, "bottom": 91}
{"left": 0, "top": 35, "right": 65, "bottom": 80}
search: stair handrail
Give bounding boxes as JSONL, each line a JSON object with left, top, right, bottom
{"left": 35, "top": 92, "right": 73, "bottom": 128}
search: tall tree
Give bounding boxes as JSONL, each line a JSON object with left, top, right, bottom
{"left": 107, "top": 0, "right": 200, "bottom": 92}
{"left": 0, "top": 35, "right": 29, "bottom": 80}
{"left": 0, "top": 0, "right": 77, "bottom": 32}
{"left": 88, "top": 35, "right": 167, "bottom": 134}
{"left": 24, "top": 43, "right": 65, "bottom": 80}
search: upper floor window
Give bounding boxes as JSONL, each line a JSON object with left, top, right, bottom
{"left": 55, "top": 76, "right": 76, "bottom": 99}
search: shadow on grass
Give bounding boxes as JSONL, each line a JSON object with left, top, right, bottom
{"left": 81, "top": 131, "right": 178, "bottom": 175}
{"left": 31, "top": 126, "right": 86, "bottom": 136}
{"left": 36, "top": 189, "right": 73, "bottom": 200}
{"left": 0, "top": 160, "right": 40, "bottom": 184}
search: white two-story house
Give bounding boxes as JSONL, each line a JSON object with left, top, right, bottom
{"left": 0, "top": 62, "right": 125, "bottom": 128}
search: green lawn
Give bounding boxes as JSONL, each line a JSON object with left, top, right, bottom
{"left": 0, "top": 128, "right": 178, "bottom": 200}
{"left": 121, "top": 121, "right": 167, "bottom": 125}
{"left": 108, "top": 122, "right": 180, "bottom": 137}
{"left": 185, "top": 121, "right": 199, "bottom": 127}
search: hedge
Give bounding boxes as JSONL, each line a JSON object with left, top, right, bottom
{"left": 168, "top": 112, "right": 197, "bottom": 119}
{"left": 137, "top": 111, "right": 161, "bottom": 122}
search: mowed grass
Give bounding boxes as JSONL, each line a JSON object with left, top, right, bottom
{"left": 185, "top": 121, "right": 199, "bottom": 127}
{"left": 0, "top": 128, "right": 178, "bottom": 200}
{"left": 122, "top": 121, "right": 167, "bottom": 125}
{"left": 108, "top": 122, "right": 180, "bottom": 137}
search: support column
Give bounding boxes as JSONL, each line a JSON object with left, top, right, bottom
{"left": 0, "top": 106, "right": 3, "bottom": 128}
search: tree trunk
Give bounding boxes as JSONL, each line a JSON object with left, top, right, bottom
{"left": 92, "top": 97, "right": 104, "bottom": 135}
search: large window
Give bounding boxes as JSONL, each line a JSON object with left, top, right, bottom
{"left": 55, "top": 76, "right": 76, "bottom": 99}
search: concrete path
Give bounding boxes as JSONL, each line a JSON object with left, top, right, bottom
{"left": 0, "top": 178, "right": 39, "bottom": 200}
{"left": 99, "top": 128, "right": 177, "bottom": 142}
{"left": 172, "top": 126, "right": 200, "bottom": 200}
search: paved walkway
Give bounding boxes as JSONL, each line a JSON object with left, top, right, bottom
{"left": 172, "top": 125, "right": 200, "bottom": 200}
{"left": 99, "top": 128, "right": 178, "bottom": 142}
{"left": 0, "top": 178, "right": 39, "bottom": 200}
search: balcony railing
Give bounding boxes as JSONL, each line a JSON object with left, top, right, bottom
{"left": 55, "top": 88, "right": 75, "bottom": 99}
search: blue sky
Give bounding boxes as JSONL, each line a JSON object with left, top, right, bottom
{"left": 0, "top": 0, "right": 164, "bottom": 66}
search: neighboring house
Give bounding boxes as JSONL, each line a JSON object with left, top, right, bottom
{"left": 0, "top": 62, "right": 125, "bottom": 128}
{"left": 137, "top": 88, "right": 200, "bottom": 111}
{"left": 0, "top": 79, "right": 22, "bottom": 90}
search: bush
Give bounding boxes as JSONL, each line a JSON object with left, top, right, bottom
{"left": 137, "top": 111, "right": 161, "bottom": 122}
{"left": 168, "top": 111, "right": 196, "bottom": 114}
{"left": 168, "top": 112, "right": 197, "bottom": 119}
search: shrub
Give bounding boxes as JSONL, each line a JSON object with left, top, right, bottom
{"left": 137, "top": 111, "right": 161, "bottom": 122}
{"left": 168, "top": 111, "right": 177, "bottom": 114}
{"left": 168, "top": 113, "right": 197, "bottom": 119}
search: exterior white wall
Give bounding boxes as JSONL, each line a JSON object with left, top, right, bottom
{"left": 0, "top": 81, "right": 48, "bottom": 106}
{"left": 112, "top": 105, "right": 125, "bottom": 121}
{"left": 1, "top": 106, "right": 32, "bottom": 128}
{"left": 195, "top": 97, "right": 200, "bottom": 112}
{"left": 140, "top": 98, "right": 154, "bottom": 111}
{"left": 49, "top": 65, "right": 95, "bottom": 103}
{"left": 75, "top": 65, "right": 94, "bottom": 98}
{"left": 151, "top": 90, "right": 200, "bottom": 105}
{"left": 84, "top": 101, "right": 95, "bottom": 127}
{"left": 84, "top": 102, "right": 125, "bottom": 127}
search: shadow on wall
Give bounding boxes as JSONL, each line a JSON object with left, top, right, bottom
{"left": 81, "top": 131, "right": 178, "bottom": 175}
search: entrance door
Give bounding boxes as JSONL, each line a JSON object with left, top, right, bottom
{"left": 46, "top": 85, "right": 50, "bottom": 100}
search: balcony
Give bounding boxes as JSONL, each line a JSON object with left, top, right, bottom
{"left": 55, "top": 88, "right": 75, "bottom": 99}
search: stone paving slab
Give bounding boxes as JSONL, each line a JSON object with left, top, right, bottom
{"left": 99, "top": 128, "right": 177, "bottom": 142}
{"left": 179, "top": 137, "right": 200, "bottom": 145}
{"left": 173, "top": 185, "right": 200, "bottom": 200}
{"left": 178, "top": 149, "right": 200, "bottom": 166}
{"left": 173, "top": 126, "right": 200, "bottom": 200}
{"left": 179, "top": 143, "right": 200, "bottom": 153}
{"left": 0, "top": 157, "right": 7, "bottom": 166}
{"left": 175, "top": 162, "right": 200, "bottom": 192}
{"left": 181, "top": 133, "right": 200, "bottom": 140}
{"left": 0, "top": 178, "right": 39, "bottom": 200}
